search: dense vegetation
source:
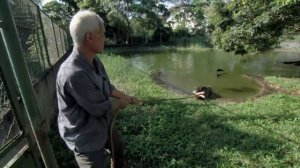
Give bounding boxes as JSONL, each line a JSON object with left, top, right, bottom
{"left": 206, "top": 0, "right": 300, "bottom": 54}
{"left": 42, "top": 0, "right": 300, "bottom": 54}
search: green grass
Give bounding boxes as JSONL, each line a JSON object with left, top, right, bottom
{"left": 100, "top": 54, "right": 300, "bottom": 168}
{"left": 266, "top": 76, "right": 300, "bottom": 94}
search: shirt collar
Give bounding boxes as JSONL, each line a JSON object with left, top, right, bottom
{"left": 72, "top": 48, "right": 95, "bottom": 71}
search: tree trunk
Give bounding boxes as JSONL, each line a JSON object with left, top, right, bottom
{"left": 160, "top": 31, "right": 162, "bottom": 46}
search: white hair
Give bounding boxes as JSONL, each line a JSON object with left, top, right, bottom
{"left": 69, "top": 10, "right": 104, "bottom": 47}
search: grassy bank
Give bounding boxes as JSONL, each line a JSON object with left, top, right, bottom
{"left": 101, "top": 54, "right": 300, "bottom": 167}
{"left": 104, "top": 45, "right": 211, "bottom": 55}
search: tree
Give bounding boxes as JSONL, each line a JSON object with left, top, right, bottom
{"left": 207, "top": 0, "right": 300, "bottom": 54}
{"left": 99, "top": 0, "right": 170, "bottom": 44}
{"left": 42, "top": 1, "right": 76, "bottom": 29}
{"left": 133, "top": 1, "right": 169, "bottom": 44}
{"left": 42, "top": 0, "right": 175, "bottom": 45}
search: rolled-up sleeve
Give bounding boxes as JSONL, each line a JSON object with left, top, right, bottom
{"left": 67, "top": 71, "right": 112, "bottom": 118}
{"left": 109, "top": 83, "right": 115, "bottom": 94}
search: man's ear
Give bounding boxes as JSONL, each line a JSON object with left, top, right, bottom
{"left": 84, "top": 32, "right": 93, "bottom": 44}
{"left": 87, "top": 32, "right": 93, "bottom": 41}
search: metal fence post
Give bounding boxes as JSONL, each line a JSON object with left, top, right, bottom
{"left": 51, "top": 21, "right": 60, "bottom": 58}
{"left": 58, "top": 28, "right": 64, "bottom": 57}
{"left": 0, "top": 0, "right": 58, "bottom": 167}
{"left": 64, "top": 32, "right": 69, "bottom": 51}
{"left": 34, "top": 8, "right": 46, "bottom": 70}
{"left": 37, "top": 5, "right": 51, "bottom": 67}
{"left": 34, "top": 30, "right": 46, "bottom": 71}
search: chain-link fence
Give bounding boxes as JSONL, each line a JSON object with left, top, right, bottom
{"left": 9, "top": 0, "right": 70, "bottom": 83}
{"left": 0, "top": 70, "right": 22, "bottom": 150}
{"left": 0, "top": 0, "right": 70, "bottom": 151}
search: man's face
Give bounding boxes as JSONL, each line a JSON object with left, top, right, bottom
{"left": 88, "top": 25, "right": 105, "bottom": 53}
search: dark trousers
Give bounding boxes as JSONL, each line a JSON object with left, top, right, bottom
{"left": 74, "top": 127, "right": 127, "bottom": 168}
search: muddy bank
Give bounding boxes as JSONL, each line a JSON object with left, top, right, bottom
{"left": 150, "top": 70, "right": 298, "bottom": 103}
{"left": 238, "top": 74, "right": 300, "bottom": 97}
{"left": 243, "top": 74, "right": 274, "bottom": 98}
{"left": 151, "top": 71, "right": 273, "bottom": 100}
{"left": 150, "top": 71, "right": 271, "bottom": 100}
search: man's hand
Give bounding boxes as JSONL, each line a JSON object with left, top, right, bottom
{"left": 111, "top": 89, "right": 140, "bottom": 104}
{"left": 129, "top": 96, "right": 140, "bottom": 105}
{"left": 117, "top": 98, "right": 130, "bottom": 109}
{"left": 193, "top": 90, "right": 205, "bottom": 99}
{"left": 121, "top": 95, "right": 140, "bottom": 105}
{"left": 112, "top": 98, "right": 130, "bottom": 113}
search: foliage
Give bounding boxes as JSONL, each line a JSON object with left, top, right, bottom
{"left": 42, "top": 1, "right": 75, "bottom": 29}
{"left": 207, "top": 0, "right": 300, "bottom": 54}
{"left": 152, "top": 26, "right": 173, "bottom": 43}
{"left": 41, "top": 0, "right": 300, "bottom": 51}
{"left": 42, "top": 0, "right": 209, "bottom": 46}
{"left": 133, "top": 0, "right": 170, "bottom": 44}
{"left": 74, "top": 0, "right": 172, "bottom": 44}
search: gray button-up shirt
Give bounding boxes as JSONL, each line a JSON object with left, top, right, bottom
{"left": 56, "top": 48, "right": 115, "bottom": 152}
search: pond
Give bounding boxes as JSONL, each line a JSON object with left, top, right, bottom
{"left": 119, "top": 49, "right": 300, "bottom": 100}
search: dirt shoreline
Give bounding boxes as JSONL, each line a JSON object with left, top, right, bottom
{"left": 150, "top": 70, "right": 299, "bottom": 103}
{"left": 242, "top": 74, "right": 275, "bottom": 98}
{"left": 150, "top": 71, "right": 281, "bottom": 100}
{"left": 245, "top": 74, "right": 300, "bottom": 96}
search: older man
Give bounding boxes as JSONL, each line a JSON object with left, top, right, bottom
{"left": 56, "top": 10, "right": 138, "bottom": 168}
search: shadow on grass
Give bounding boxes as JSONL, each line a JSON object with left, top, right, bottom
{"left": 117, "top": 100, "right": 292, "bottom": 167}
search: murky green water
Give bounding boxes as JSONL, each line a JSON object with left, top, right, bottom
{"left": 120, "top": 49, "right": 300, "bottom": 99}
